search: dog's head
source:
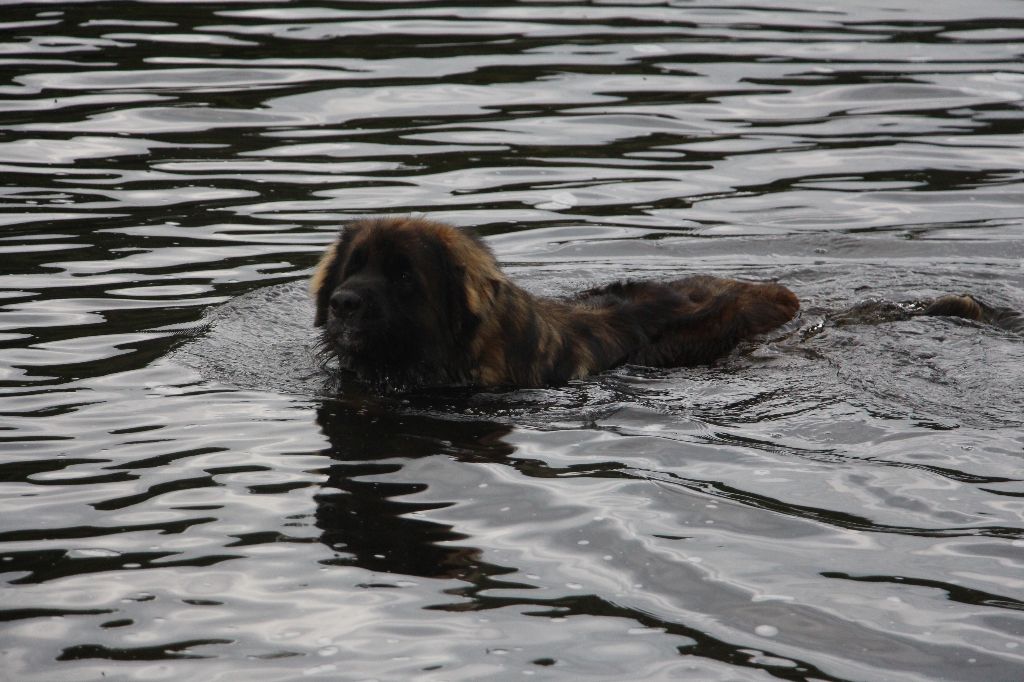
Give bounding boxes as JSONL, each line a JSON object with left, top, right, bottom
{"left": 310, "top": 216, "right": 502, "bottom": 388}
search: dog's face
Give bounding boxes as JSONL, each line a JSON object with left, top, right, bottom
{"left": 311, "top": 217, "right": 501, "bottom": 388}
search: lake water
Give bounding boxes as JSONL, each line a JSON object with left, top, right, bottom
{"left": 1, "top": 2, "right": 1023, "bottom": 680}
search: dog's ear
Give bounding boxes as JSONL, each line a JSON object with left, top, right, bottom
{"left": 310, "top": 225, "right": 358, "bottom": 326}
{"left": 310, "top": 242, "right": 338, "bottom": 327}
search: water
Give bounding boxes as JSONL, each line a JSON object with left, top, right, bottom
{"left": 2, "top": 2, "right": 1023, "bottom": 680}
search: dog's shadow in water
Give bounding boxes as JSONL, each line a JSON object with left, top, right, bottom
{"left": 312, "top": 396, "right": 516, "bottom": 582}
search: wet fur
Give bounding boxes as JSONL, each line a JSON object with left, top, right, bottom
{"left": 311, "top": 216, "right": 802, "bottom": 390}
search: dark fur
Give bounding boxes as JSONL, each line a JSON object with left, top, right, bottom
{"left": 824, "top": 294, "right": 1024, "bottom": 331}
{"left": 310, "top": 216, "right": 801, "bottom": 389}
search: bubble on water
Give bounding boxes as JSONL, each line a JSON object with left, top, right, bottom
{"left": 755, "top": 625, "right": 779, "bottom": 637}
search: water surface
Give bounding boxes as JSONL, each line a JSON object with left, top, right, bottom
{"left": 1, "top": 2, "right": 1023, "bottom": 680}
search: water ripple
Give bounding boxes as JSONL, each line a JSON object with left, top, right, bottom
{"left": 1, "top": 2, "right": 1023, "bottom": 681}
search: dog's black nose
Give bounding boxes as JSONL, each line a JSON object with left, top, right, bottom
{"left": 330, "top": 289, "right": 362, "bottom": 315}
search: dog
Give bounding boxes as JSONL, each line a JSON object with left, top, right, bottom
{"left": 311, "top": 216, "right": 1018, "bottom": 390}
{"left": 310, "top": 216, "right": 801, "bottom": 389}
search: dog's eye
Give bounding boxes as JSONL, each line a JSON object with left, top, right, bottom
{"left": 388, "top": 257, "right": 415, "bottom": 288}
{"left": 346, "top": 246, "right": 367, "bottom": 276}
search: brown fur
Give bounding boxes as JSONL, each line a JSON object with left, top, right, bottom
{"left": 823, "top": 294, "right": 1024, "bottom": 332}
{"left": 310, "top": 216, "right": 801, "bottom": 390}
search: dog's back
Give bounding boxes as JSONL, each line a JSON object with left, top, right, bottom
{"left": 573, "top": 276, "right": 800, "bottom": 367}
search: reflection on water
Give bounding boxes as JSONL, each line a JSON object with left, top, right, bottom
{"left": 314, "top": 400, "right": 513, "bottom": 581}
{"left": 1, "top": 1, "right": 1023, "bottom": 680}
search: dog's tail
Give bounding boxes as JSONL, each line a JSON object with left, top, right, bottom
{"left": 820, "top": 294, "right": 1022, "bottom": 334}
{"left": 921, "top": 294, "right": 1024, "bottom": 332}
